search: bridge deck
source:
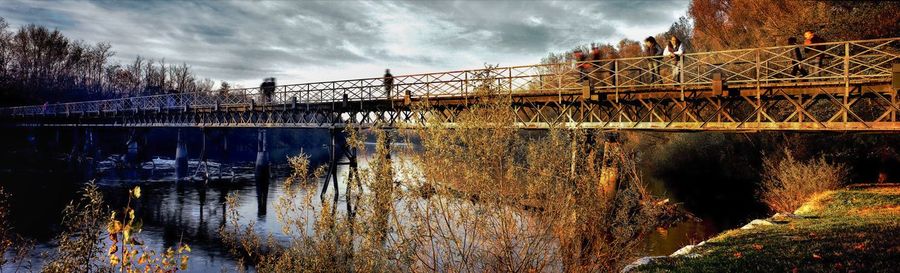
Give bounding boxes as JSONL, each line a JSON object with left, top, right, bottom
{"left": 2, "top": 38, "right": 899, "bottom": 131}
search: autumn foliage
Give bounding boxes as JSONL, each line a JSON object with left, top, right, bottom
{"left": 688, "top": 0, "right": 900, "bottom": 50}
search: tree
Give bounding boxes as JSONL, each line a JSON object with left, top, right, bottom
{"left": 218, "top": 81, "right": 231, "bottom": 96}
{"left": 688, "top": 0, "right": 900, "bottom": 50}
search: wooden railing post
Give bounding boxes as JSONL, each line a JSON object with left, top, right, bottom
{"left": 614, "top": 60, "right": 619, "bottom": 103}
{"left": 508, "top": 68, "right": 513, "bottom": 95}
{"left": 756, "top": 48, "right": 762, "bottom": 124}
{"left": 679, "top": 54, "right": 685, "bottom": 101}
{"left": 844, "top": 42, "right": 850, "bottom": 123}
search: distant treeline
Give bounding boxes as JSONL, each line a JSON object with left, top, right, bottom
{"left": 0, "top": 17, "right": 230, "bottom": 107}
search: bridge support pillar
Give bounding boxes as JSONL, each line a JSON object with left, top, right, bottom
{"left": 598, "top": 132, "right": 621, "bottom": 205}
{"left": 175, "top": 129, "right": 189, "bottom": 181}
{"left": 125, "top": 129, "right": 140, "bottom": 167}
{"left": 255, "top": 128, "right": 270, "bottom": 217}
{"left": 346, "top": 133, "right": 359, "bottom": 217}
{"left": 195, "top": 128, "right": 211, "bottom": 181}
{"left": 123, "top": 129, "right": 141, "bottom": 180}
{"left": 255, "top": 129, "right": 270, "bottom": 183}
{"left": 82, "top": 128, "right": 99, "bottom": 179}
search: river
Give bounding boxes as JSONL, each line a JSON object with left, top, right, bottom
{"left": 0, "top": 130, "right": 762, "bottom": 272}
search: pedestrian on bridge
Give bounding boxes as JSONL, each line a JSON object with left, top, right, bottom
{"left": 803, "top": 30, "right": 827, "bottom": 76}
{"left": 260, "top": 77, "right": 276, "bottom": 103}
{"left": 788, "top": 37, "right": 808, "bottom": 78}
{"left": 643, "top": 36, "right": 663, "bottom": 84}
{"left": 573, "top": 49, "right": 590, "bottom": 84}
{"left": 383, "top": 69, "right": 394, "bottom": 100}
{"left": 664, "top": 35, "right": 684, "bottom": 83}
{"left": 590, "top": 46, "right": 604, "bottom": 90}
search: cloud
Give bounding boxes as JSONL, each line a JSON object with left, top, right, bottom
{"left": 0, "top": 0, "right": 689, "bottom": 87}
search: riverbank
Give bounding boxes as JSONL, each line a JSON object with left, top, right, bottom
{"left": 631, "top": 183, "right": 900, "bottom": 272}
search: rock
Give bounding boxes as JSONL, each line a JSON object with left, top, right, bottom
{"left": 621, "top": 256, "right": 668, "bottom": 273}
{"left": 740, "top": 219, "right": 774, "bottom": 230}
{"left": 670, "top": 244, "right": 697, "bottom": 257}
{"left": 771, "top": 212, "right": 802, "bottom": 223}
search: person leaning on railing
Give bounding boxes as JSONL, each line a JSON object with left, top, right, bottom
{"left": 643, "top": 36, "right": 663, "bottom": 84}
{"left": 663, "top": 36, "right": 685, "bottom": 83}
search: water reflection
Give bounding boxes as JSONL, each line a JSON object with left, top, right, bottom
{"left": 256, "top": 179, "right": 269, "bottom": 218}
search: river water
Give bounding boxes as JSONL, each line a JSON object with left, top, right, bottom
{"left": 1, "top": 136, "right": 749, "bottom": 272}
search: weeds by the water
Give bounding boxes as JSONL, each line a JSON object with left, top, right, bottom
{"left": 760, "top": 149, "right": 849, "bottom": 213}
{"left": 40, "top": 183, "right": 106, "bottom": 273}
{"left": 0, "top": 183, "right": 193, "bottom": 273}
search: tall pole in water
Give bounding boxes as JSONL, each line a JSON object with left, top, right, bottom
{"left": 255, "top": 129, "right": 270, "bottom": 217}
{"left": 175, "top": 129, "right": 189, "bottom": 181}
{"left": 255, "top": 129, "right": 270, "bottom": 182}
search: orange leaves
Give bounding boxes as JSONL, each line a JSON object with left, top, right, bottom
{"left": 108, "top": 219, "right": 123, "bottom": 234}
{"left": 105, "top": 185, "right": 190, "bottom": 273}
{"left": 752, "top": 244, "right": 764, "bottom": 251}
{"left": 733, "top": 252, "right": 743, "bottom": 258}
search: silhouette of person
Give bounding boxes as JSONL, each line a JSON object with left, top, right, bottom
{"left": 260, "top": 77, "right": 276, "bottom": 103}
{"left": 788, "top": 37, "right": 808, "bottom": 77}
{"left": 383, "top": 69, "right": 394, "bottom": 99}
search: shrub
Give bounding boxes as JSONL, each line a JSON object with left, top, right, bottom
{"left": 760, "top": 149, "right": 849, "bottom": 213}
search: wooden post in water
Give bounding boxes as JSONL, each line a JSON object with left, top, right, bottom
{"left": 321, "top": 128, "right": 341, "bottom": 206}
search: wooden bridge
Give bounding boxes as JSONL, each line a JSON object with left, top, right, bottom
{"left": 2, "top": 38, "right": 899, "bottom": 132}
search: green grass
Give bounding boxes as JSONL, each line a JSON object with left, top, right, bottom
{"left": 636, "top": 184, "right": 900, "bottom": 273}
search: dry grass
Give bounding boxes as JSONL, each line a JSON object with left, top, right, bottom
{"left": 40, "top": 182, "right": 109, "bottom": 273}
{"left": 760, "top": 149, "right": 849, "bottom": 213}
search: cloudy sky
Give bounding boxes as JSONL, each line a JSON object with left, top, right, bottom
{"left": 1, "top": 0, "right": 689, "bottom": 88}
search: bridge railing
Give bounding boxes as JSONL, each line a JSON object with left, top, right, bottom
{"left": 2, "top": 38, "right": 897, "bottom": 117}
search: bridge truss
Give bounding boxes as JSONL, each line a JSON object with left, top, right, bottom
{"left": 2, "top": 38, "right": 898, "bottom": 132}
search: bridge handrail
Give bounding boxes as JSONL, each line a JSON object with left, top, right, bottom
{"left": 1, "top": 37, "right": 897, "bottom": 117}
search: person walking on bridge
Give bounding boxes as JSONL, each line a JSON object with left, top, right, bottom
{"left": 664, "top": 35, "right": 684, "bottom": 83}
{"left": 383, "top": 69, "right": 394, "bottom": 100}
{"left": 643, "top": 36, "right": 663, "bottom": 84}
{"left": 260, "top": 78, "right": 276, "bottom": 103}
{"left": 788, "top": 37, "right": 808, "bottom": 78}
{"left": 590, "top": 46, "right": 604, "bottom": 90}
{"left": 573, "top": 49, "right": 590, "bottom": 84}
{"left": 803, "top": 30, "right": 827, "bottom": 76}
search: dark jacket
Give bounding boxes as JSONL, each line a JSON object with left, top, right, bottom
{"left": 644, "top": 43, "right": 663, "bottom": 57}
{"left": 790, "top": 46, "right": 804, "bottom": 62}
